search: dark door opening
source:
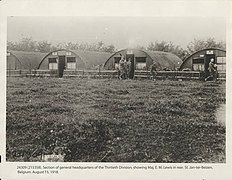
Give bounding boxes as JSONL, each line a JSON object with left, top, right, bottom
{"left": 204, "top": 54, "right": 215, "bottom": 78}
{"left": 58, "top": 56, "right": 66, "bottom": 78}
{"left": 126, "top": 54, "right": 135, "bottom": 79}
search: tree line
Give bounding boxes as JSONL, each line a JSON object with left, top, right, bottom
{"left": 7, "top": 37, "right": 116, "bottom": 54}
{"left": 7, "top": 37, "right": 226, "bottom": 60}
{"left": 139, "top": 38, "right": 225, "bottom": 60}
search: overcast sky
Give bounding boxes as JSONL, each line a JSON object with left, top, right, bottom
{"left": 7, "top": 15, "right": 226, "bottom": 50}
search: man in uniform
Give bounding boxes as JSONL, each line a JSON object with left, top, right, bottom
{"left": 150, "top": 62, "right": 158, "bottom": 81}
{"left": 205, "top": 58, "right": 218, "bottom": 82}
{"left": 119, "top": 55, "right": 126, "bottom": 79}
{"left": 126, "top": 58, "right": 132, "bottom": 79}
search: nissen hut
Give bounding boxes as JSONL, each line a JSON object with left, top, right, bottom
{"left": 180, "top": 48, "right": 226, "bottom": 78}
{"left": 103, "top": 49, "right": 182, "bottom": 79}
{"left": 7, "top": 50, "right": 46, "bottom": 70}
{"left": 38, "top": 49, "right": 111, "bottom": 77}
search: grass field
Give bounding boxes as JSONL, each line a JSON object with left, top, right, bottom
{"left": 6, "top": 77, "right": 226, "bottom": 163}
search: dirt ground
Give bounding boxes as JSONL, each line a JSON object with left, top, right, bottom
{"left": 6, "top": 77, "right": 226, "bottom": 162}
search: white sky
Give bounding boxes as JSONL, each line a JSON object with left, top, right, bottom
{"left": 5, "top": 0, "right": 228, "bottom": 50}
{"left": 7, "top": 16, "right": 226, "bottom": 50}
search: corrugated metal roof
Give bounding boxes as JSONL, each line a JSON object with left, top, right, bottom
{"left": 104, "top": 49, "right": 182, "bottom": 70}
{"left": 145, "top": 50, "right": 182, "bottom": 69}
{"left": 72, "top": 50, "right": 111, "bottom": 69}
{"left": 38, "top": 49, "right": 111, "bottom": 69}
{"left": 8, "top": 50, "right": 47, "bottom": 69}
{"left": 180, "top": 48, "right": 226, "bottom": 70}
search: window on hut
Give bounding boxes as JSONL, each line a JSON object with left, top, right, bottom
{"left": 48, "top": 58, "right": 58, "bottom": 70}
{"left": 135, "top": 57, "right": 146, "bottom": 70}
{"left": 217, "top": 57, "right": 226, "bottom": 72}
{"left": 192, "top": 58, "right": 204, "bottom": 71}
{"left": 67, "top": 57, "right": 76, "bottom": 69}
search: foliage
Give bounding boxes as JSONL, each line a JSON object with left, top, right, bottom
{"left": 36, "top": 41, "right": 53, "bottom": 53}
{"left": 145, "top": 38, "right": 226, "bottom": 60}
{"left": 57, "top": 41, "right": 116, "bottom": 53}
{"left": 7, "top": 37, "right": 37, "bottom": 52}
{"left": 7, "top": 37, "right": 116, "bottom": 53}
{"left": 146, "top": 41, "right": 189, "bottom": 60}
{"left": 187, "top": 37, "right": 226, "bottom": 54}
{"left": 7, "top": 36, "right": 226, "bottom": 60}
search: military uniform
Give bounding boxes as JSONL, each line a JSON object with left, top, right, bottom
{"left": 126, "top": 60, "right": 132, "bottom": 79}
{"left": 205, "top": 60, "right": 218, "bottom": 81}
{"left": 150, "top": 63, "right": 157, "bottom": 80}
{"left": 119, "top": 58, "right": 126, "bottom": 79}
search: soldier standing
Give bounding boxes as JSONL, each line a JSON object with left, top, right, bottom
{"left": 150, "top": 62, "right": 157, "bottom": 81}
{"left": 126, "top": 58, "right": 132, "bottom": 79}
{"left": 205, "top": 58, "right": 218, "bottom": 82}
{"left": 119, "top": 55, "right": 126, "bottom": 79}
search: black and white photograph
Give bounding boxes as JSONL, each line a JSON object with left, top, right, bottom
{"left": 2, "top": 0, "right": 232, "bottom": 179}
{"left": 5, "top": 15, "right": 226, "bottom": 163}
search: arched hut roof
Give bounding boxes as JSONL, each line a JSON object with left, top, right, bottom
{"left": 38, "top": 49, "right": 111, "bottom": 69}
{"left": 103, "top": 49, "right": 182, "bottom": 70}
{"left": 180, "top": 48, "right": 226, "bottom": 70}
{"left": 145, "top": 50, "right": 182, "bottom": 69}
{"left": 72, "top": 50, "right": 111, "bottom": 69}
{"left": 8, "top": 50, "right": 47, "bottom": 69}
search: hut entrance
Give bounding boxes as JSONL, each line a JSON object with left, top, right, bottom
{"left": 126, "top": 54, "right": 135, "bottom": 79}
{"left": 204, "top": 52, "right": 215, "bottom": 78}
{"left": 58, "top": 56, "right": 65, "bottom": 78}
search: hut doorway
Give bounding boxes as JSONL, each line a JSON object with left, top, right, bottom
{"left": 58, "top": 56, "right": 66, "bottom": 77}
{"left": 204, "top": 53, "right": 215, "bottom": 77}
{"left": 126, "top": 54, "right": 135, "bottom": 79}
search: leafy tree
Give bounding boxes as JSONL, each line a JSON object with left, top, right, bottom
{"left": 64, "top": 42, "right": 79, "bottom": 50}
{"left": 61, "top": 41, "right": 116, "bottom": 53}
{"left": 146, "top": 41, "right": 188, "bottom": 60}
{"left": 97, "top": 41, "right": 104, "bottom": 51}
{"left": 7, "top": 37, "right": 37, "bottom": 52}
{"left": 55, "top": 43, "right": 65, "bottom": 50}
{"left": 7, "top": 41, "right": 17, "bottom": 50}
{"left": 187, "top": 38, "right": 226, "bottom": 54}
{"left": 102, "top": 44, "right": 115, "bottom": 53}
{"left": 147, "top": 41, "right": 170, "bottom": 52}
{"left": 7, "top": 37, "right": 116, "bottom": 53}
{"left": 37, "top": 41, "right": 52, "bottom": 53}
{"left": 18, "top": 37, "right": 37, "bottom": 51}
